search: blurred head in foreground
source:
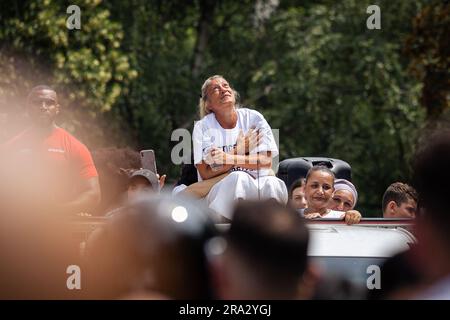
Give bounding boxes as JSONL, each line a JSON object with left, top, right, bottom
{"left": 412, "top": 129, "right": 450, "bottom": 298}
{"left": 84, "top": 193, "right": 217, "bottom": 299}
{"left": 367, "top": 246, "right": 425, "bottom": 300}
{"left": 0, "top": 165, "right": 81, "bottom": 299}
{"left": 208, "top": 200, "right": 309, "bottom": 299}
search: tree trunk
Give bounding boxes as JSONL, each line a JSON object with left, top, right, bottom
{"left": 191, "top": 0, "right": 216, "bottom": 77}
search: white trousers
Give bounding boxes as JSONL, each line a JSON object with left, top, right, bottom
{"left": 206, "top": 171, "right": 288, "bottom": 220}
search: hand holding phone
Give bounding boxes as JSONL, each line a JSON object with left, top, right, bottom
{"left": 140, "top": 149, "right": 158, "bottom": 174}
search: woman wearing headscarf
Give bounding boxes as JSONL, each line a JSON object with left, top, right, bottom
{"left": 327, "top": 178, "right": 361, "bottom": 224}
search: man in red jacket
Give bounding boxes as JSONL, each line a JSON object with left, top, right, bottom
{"left": 2, "top": 85, "right": 100, "bottom": 214}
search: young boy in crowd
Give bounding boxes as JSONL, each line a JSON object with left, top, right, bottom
{"left": 382, "top": 182, "right": 418, "bottom": 218}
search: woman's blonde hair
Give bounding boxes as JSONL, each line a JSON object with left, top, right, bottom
{"left": 198, "top": 75, "right": 240, "bottom": 118}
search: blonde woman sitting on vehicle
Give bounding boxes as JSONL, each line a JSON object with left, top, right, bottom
{"left": 192, "top": 75, "right": 288, "bottom": 220}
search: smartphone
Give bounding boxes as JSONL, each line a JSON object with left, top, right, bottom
{"left": 140, "top": 149, "right": 158, "bottom": 174}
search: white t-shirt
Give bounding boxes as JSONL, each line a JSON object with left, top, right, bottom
{"left": 193, "top": 108, "right": 278, "bottom": 181}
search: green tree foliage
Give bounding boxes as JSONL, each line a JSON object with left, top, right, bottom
{"left": 404, "top": 0, "right": 450, "bottom": 119}
{"left": 0, "top": 0, "right": 137, "bottom": 143}
{"left": 237, "top": 0, "right": 428, "bottom": 214}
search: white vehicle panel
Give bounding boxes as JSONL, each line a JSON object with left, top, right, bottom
{"left": 307, "top": 224, "right": 415, "bottom": 258}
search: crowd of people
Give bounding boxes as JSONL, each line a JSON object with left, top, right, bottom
{"left": 0, "top": 78, "right": 418, "bottom": 222}
{"left": 0, "top": 76, "right": 447, "bottom": 300}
